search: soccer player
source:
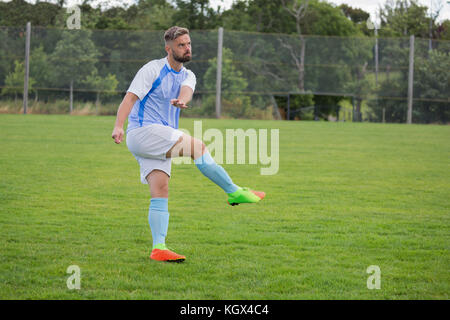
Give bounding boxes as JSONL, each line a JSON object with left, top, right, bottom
{"left": 111, "top": 26, "right": 265, "bottom": 263}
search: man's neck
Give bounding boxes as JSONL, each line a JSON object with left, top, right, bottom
{"left": 167, "top": 55, "right": 182, "bottom": 72}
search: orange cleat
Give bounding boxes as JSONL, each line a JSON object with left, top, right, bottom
{"left": 251, "top": 190, "right": 266, "bottom": 200}
{"left": 150, "top": 246, "right": 186, "bottom": 263}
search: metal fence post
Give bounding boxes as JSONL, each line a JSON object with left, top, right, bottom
{"left": 287, "top": 94, "right": 290, "bottom": 120}
{"left": 375, "top": 28, "right": 379, "bottom": 86}
{"left": 23, "top": 22, "right": 31, "bottom": 114}
{"left": 69, "top": 80, "right": 73, "bottom": 114}
{"left": 407, "top": 35, "right": 414, "bottom": 124}
{"left": 215, "top": 27, "right": 223, "bottom": 119}
{"left": 352, "top": 96, "right": 355, "bottom": 122}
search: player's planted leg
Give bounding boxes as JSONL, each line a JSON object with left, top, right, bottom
{"left": 147, "top": 171, "right": 185, "bottom": 262}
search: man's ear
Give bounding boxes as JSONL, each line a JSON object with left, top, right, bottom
{"left": 165, "top": 44, "right": 171, "bottom": 55}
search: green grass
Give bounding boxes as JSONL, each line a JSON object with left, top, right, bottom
{"left": 0, "top": 114, "right": 449, "bottom": 299}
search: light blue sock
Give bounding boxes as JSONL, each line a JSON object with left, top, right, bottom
{"left": 194, "top": 152, "right": 239, "bottom": 194}
{"left": 148, "top": 198, "right": 169, "bottom": 248}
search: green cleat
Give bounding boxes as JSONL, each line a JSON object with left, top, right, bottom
{"left": 227, "top": 187, "right": 266, "bottom": 206}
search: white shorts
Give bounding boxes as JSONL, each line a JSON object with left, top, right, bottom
{"left": 126, "top": 124, "right": 183, "bottom": 184}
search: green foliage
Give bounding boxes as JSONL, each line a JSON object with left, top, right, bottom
{"left": 49, "top": 30, "right": 99, "bottom": 88}
{"left": 302, "top": 0, "right": 360, "bottom": 36}
{"left": 340, "top": 37, "right": 376, "bottom": 120}
{"left": 221, "top": 0, "right": 286, "bottom": 33}
{"left": 94, "top": 16, "right": 133, "bottom": 30}
{"left": 131, "top": 0, "right": 176, "bottom": 30}
{"left": 81, "top": 70, "right": 119, "bottom": 114}
{"left": 82, "top": 70, "right": 119, "bottom": 95}
{"left": 221, "top": 0, "right": 361, "bottom": 36}
{"left": 1, "top": 60, "right": 35, "bottom": 98}
{"left": 0, "top": 0, "right": 448, "bottom": 123}
{"left": 172, "top": 0, "right": 219, "bottom": 30}
{"left": 203, "top": 48, "right": 248, "bottom": 92}
{"left": 275, "top": 93, "right": 314, "bottom": 120}
{"left": 313, "top": 95, "right": 343, "bottom": 120}
{"left": 437, "top": 20, "right": 450, "bottom": 40}
{"left": 339, "top": 4, "right": 370, "bottom": 24}
{"left": 413, "top": 50, "right": 450, "bottom": 123}
{"left": 202, "top": 47, "right": 252, "bottom": 117}
{"left": 0, "top": 0, "right": 61, "bottom": 27}
{"left": 0, "top": 0, "right": 443, "bottom": 42}
{"left": 82, "top": 70, "right": 119, "bottom": 111}
{"left": 29, "top": 45, "right": 51, "bottom": 88}
{"left": 368, "top": 79, "right": 408, "bottom": 123}
{"left": 378, "top": 0, "right": 431, "bottom": 37}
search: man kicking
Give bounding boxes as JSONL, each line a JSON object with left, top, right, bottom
{"left": 111, "top": 26, "right": 265, "bottom": 263}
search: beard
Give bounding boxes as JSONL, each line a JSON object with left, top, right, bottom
{"left": 173, "top": 51, "right": 191, "bottom": 63}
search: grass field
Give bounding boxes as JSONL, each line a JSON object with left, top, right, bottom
{"left": 0, "top": 114, "right": 449, "bottom": 299}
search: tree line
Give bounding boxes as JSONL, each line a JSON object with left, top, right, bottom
{"left": 0, "top": 0, "right": 448, "bottom": 123}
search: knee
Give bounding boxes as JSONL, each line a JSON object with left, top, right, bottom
{"left": 153, "top": 182, "right": 169, "bottom": 198}
{"left": 191, "top": 139, "right": 206, "bottom": 159}
{"left": 200, "top": 141, "right": 206, "bottom": 153}
{"left": 147, "top": 171, "right": 170, "bottom": 198}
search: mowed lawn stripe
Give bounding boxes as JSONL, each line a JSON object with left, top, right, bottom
{"left": 0, "top": 114, "right": 448, "bottom": 299}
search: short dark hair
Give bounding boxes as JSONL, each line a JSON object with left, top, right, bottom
{"left": 164, "top": 26, "right": 189, "bottom": 44}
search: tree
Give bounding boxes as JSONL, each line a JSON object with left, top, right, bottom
{"left": 49, "top": 30, "right": 99, "bottom": 89}
{"left": 202, "top": 47, "right": 251, "bottom": 118}
{"left": 302, "top": 0, "right": 358, "bottom": 36}
{"left": 221, "top": 0, "right": 288, "bottom": 33}
{"left": 1, "top": 60, "right": 35, "bottom": 102}
{"left": 220, "top": 0, "right": 365, "bottom": 120}
{"left": 413, "top": 49, "right": 450, "bottom": 123}
{"left": 82, "top": 70, "right": 119, "bottom": 113}
{"left": 131, "top": 0, "right": 176, "bottom": 30}
{"left": 378, "top": 0, "right": 431, "bottom": 37}
{"left": 344, "top": 62, "right": 373, "bottom": 121}
{"left": 342, "top": 37, "right": 374, "bottom": 121}
{"left": 172, "top": 0, "right": 219, "bottom": 29}
{"left": 437, "top": 20, "right": 450, "bottom": 40}
{"left": 339, "top": 4, "right": 370, "bottom": 24}
{"left": 368, "top": 79, "right": 407, "bottom": 123}
{"left": 29, "top": 45, "right": 51, "bottom": 101}
{"left": 0, "top": 0, "right": 61, "bottom": 27}
{"left": 0, "top": 28, "right": 20, "bottom": 88}
{"left": 279, "top": 0, "right": 309, "bottom": 92}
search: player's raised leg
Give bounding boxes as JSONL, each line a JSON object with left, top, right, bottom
{"left": 166, "top": 134, "right": 265, "bottom": 205}
{"left": 146, "top": 170, "right": 185, "bottom": 262}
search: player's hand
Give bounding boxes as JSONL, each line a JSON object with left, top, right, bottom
{"left": 112, "top": 126, "right": 124, "bottom": 144}
{"left": 171, "top": 99, "right": 188, "bottom": 109}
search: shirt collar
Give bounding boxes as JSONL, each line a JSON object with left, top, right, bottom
{"left": 164, "top": 57, "right": 184, "bottom": 74}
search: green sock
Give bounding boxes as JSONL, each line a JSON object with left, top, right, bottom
{"left": 153, "top": 243, "right": 167, "bottom": 250}
{"left": 228, "top": 187, "right": 243, "bottom": 196}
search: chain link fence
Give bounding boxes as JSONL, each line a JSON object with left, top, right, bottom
{"left": 0, "top": 25, "right": 448, "bottom": 123}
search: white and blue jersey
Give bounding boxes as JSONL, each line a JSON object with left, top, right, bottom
{"left": 126, "top": 57, "right": 196, "bottom": 133}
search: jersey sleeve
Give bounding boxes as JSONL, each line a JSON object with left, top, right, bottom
{"left": 127, "top": 62, "right": 158, "bottom": 101}
{"left": 181, "top": 69, "right": 196, "bottom": 92}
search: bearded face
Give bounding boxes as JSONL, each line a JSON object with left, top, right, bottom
{"left": 168, "top": 34, "right": 192, "bottom": 64}
{"left": 172, "top": 49, "right": 191, "bottom": 63}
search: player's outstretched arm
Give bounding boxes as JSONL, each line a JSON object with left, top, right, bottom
{"left": 170, "top": 85, "right": 193, "bottom": 109}
{"left": 112, "top": 92, "right": 138, "bottom": 144}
